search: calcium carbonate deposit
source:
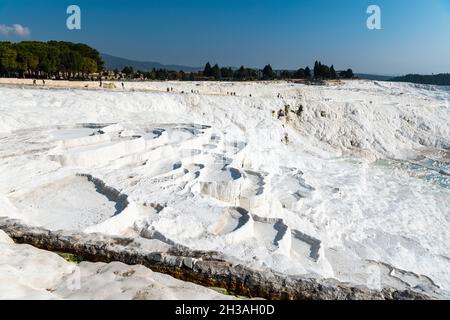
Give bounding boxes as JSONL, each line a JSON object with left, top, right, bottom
{"left": 0, "top": 80, "right": 449, "bottom": 298}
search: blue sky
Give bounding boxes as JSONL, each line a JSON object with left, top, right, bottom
{"left": 1, "top": 0, "right": 449, "bottom": 74}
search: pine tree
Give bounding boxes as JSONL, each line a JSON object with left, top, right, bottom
{"left": 234, "top": 66, "right": 247, "bottom": 80}
{"left": 330, "top": 65, "right": 337, "bottom": 79}
{"left": 203, "top": 62, "right": 212, "bottom": 77}
{"left": 304, "top": 67, "right": 311, "bottom": 79}
{"left": 211, "top": 64, "right": 221, "bottom": 80}
{"left": 346, "top": 68, "right": 354, "bottom": 79}
{"left": 314, "top": 61, "right": 319, "bottom": 79}
{"left": 262, "top": 64, "right": 275, "bottom": 80}
{"left": 122, "top": 66, "right": 134, "bottom": 77}
{"left": 220, "top": 67, "right": 233, "bottom": 79}
{"left": 320, "top": 63, "right": 330, "bottom": 79}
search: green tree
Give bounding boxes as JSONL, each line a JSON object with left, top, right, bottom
{"left": 0, "top": 40, "right": 104, "bottom": 79}
{"left": 211, "top": 64, "right": 221, "bottom": 80}
{"left": 203, "top": 62, "right": 212, "bottom": 77}
{"left": 82, "top": 57, "right": 98, "bottom": 75}
{"left": 346, "top": 68, "right": 354, "bottom": 79}
{"left": 220, "top": 67, "right": 233, "bottom": 79}
{"left": 314, "top": 61, "right": 319, "bottom": 78}
{"left": 122, "top": 66, "right": 134, "bottom": 77}
{"left": 295, "top": 68, "right": 305, "bottom": 78}
{"left": 330, "top": 65, "right": 337, "bottom": 79}
{"left": 304, "top": 67, "right": 311, "bottom": 78}
{"left": 0, "top": 43, "right": 17, "bottom": 75}
{"left": 39, "top": 46, "right": 60, "bottom": 75}
{"left": 16, "top": 50, "right": 39, "bottom": 77}
{"left": 234, "top": 66, "right": 248, "bottom": 80}
{"left": 320, "top": 63, "right": 331, "bottom": 78}
{"left": 262, "top": 64, "right": 275, "bottom": 80}
{"left": 340, "top": 69, "right": 354, "bottom": 79}
{"left": 280, "top": 70, "right": 294, "bottom": 79}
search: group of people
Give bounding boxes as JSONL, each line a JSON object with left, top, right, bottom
{"left": 165, "top": 88, "right": 203, "bottom": 95}
{"left": 32, "top": 79, "right": 128, "bottom": 90}
{"left": 28, "top": 81, "right": 262, "bottom": 98}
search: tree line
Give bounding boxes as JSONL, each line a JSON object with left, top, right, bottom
{"left": 390, "top": 74, "right": 450, "bottom": 86}
{"left": 120, "top": 61, "right": 353, "bottom": 81}
{"left": 1, "top": 41, "right": 354, "bottom": 81}
{"left": 0, "top": 41, "right": 103, "bottom": 79}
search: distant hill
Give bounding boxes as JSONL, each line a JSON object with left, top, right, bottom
{"left": 390, "top": 73, "right": 450, "bottom": 86}
{"left": 355, "top": 73, "right": 393, "bottom": 81}
{"left": 101, "top": 53, "right": 201, "bottom": 72}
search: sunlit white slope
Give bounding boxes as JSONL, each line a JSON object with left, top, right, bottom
{"left": 0, "top": 80, "right": 449, "bottom": 296}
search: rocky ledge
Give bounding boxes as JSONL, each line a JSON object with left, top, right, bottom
{"left": 0, "top": 217, "right": 431, "bottom": 300}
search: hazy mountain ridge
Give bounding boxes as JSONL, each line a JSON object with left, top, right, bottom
{"left": 355, "top": 73, "right": 394, "bottom": 81}
{"left": 391, "top": 73, "right": 450, "bottom": 86}
{"left": 101, "top": 53, "right": 201, "bottom": 72}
